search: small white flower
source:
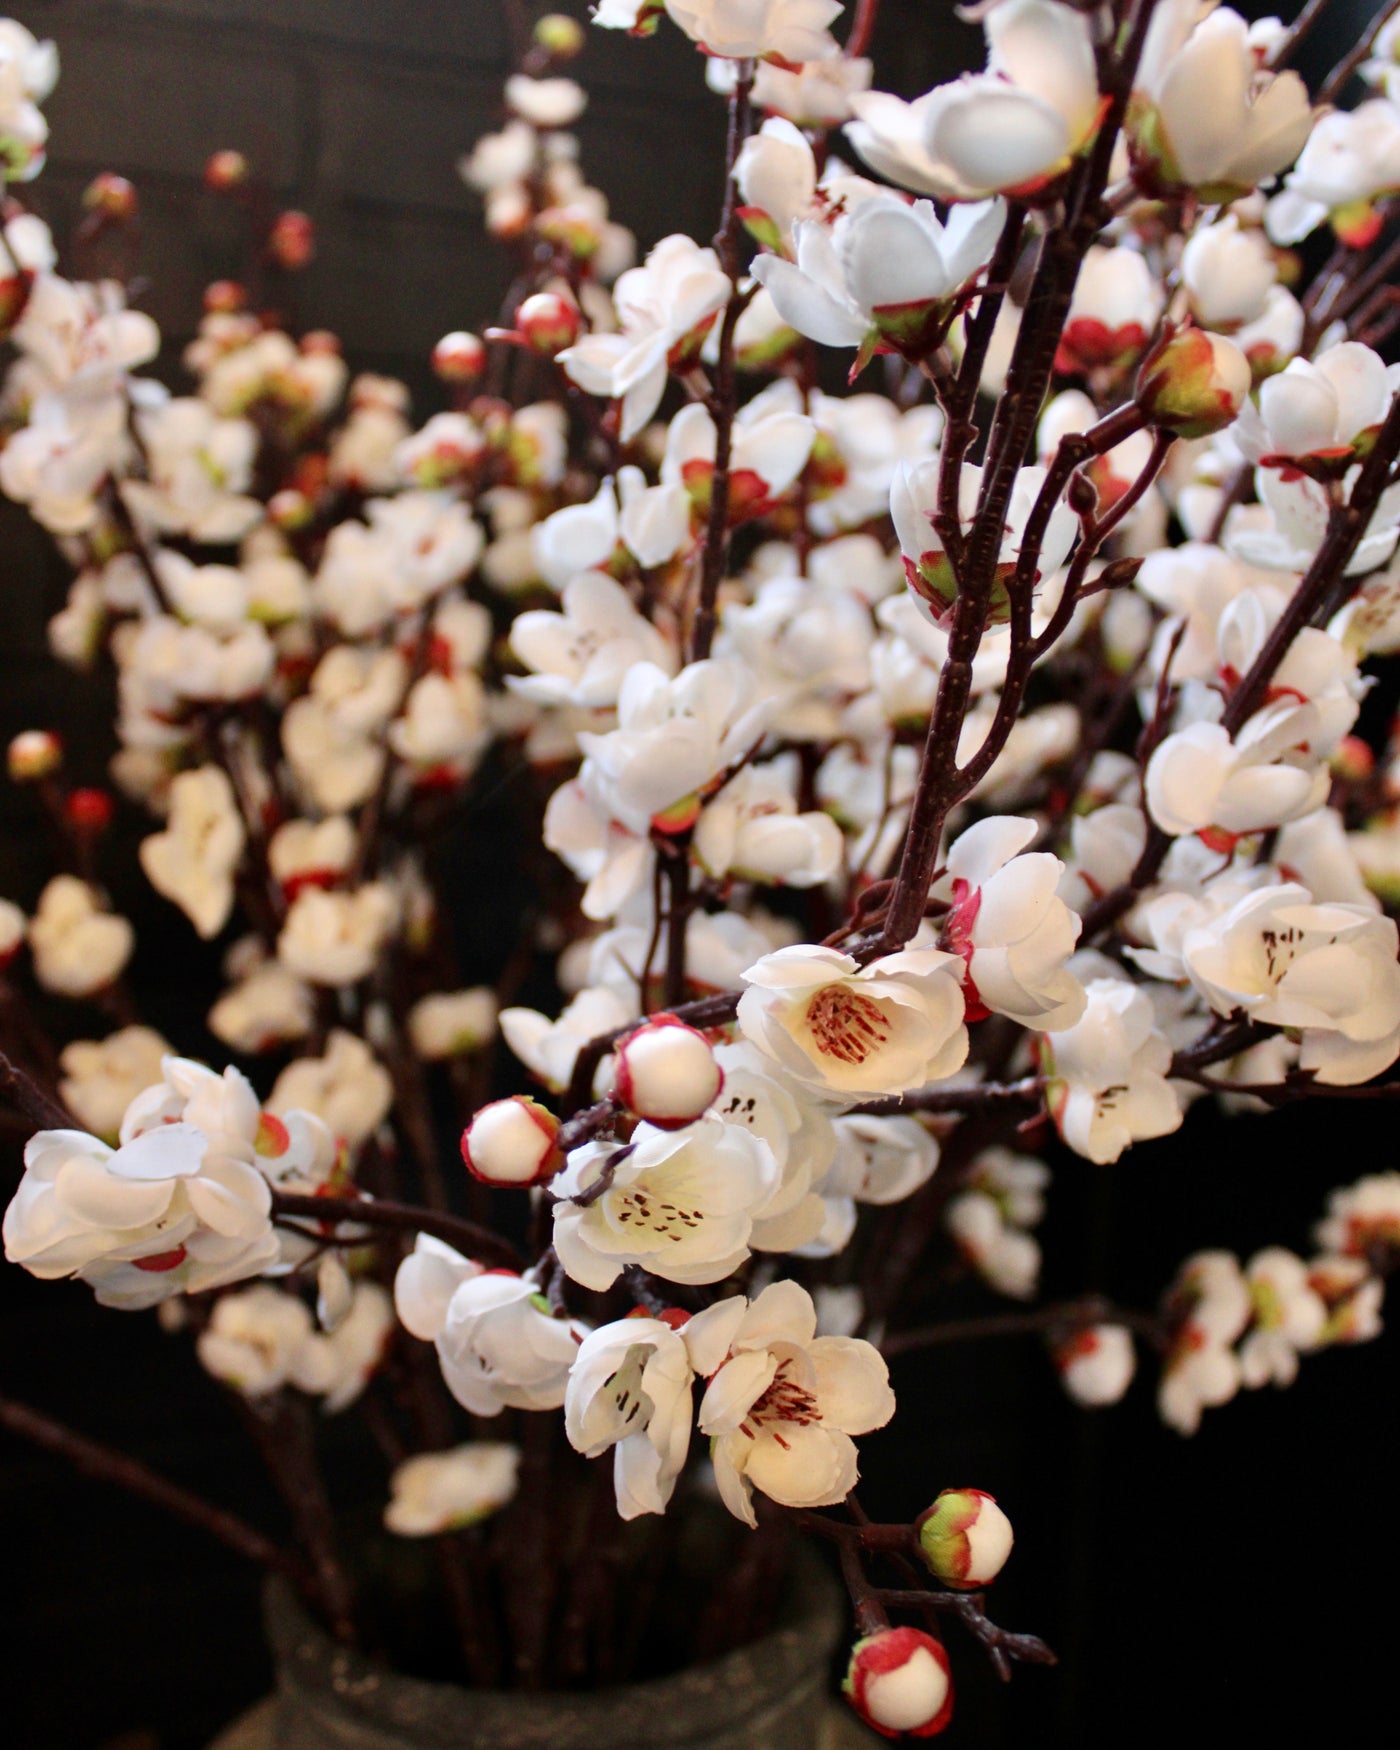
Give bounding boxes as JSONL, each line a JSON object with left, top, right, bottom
{"left": 408, "top": 989, "right": 499, "bottom": 1060}
{"left": 58, "top": 1027, "right": 172, "bottom": 1143}
{"left": 1238, "top": 1247, "right": 1326, "bottom": 1389}
{"left": 139, "top": 765, "right": 245, "bottom": 941}
{"left": 384, "top": 1443, "right": 521, "bottom": 1536}
{"left": 268, "top": 1031, "right": 393, "bottom": 1150}
{"left": 1053, "top": 1324, "right": 1136, "bottom": 1407}
{"left": 1042, "top": 978, "right": 1182, "bottom": 1164}
{"left": 565, "top": 1315, "right": 697, "bottom": 1518}
{"left": 28, "top": 875, "right": 133, "bottom": 998}
{"left": 509, "top": 571, "right": 675, "bottom": 709}
{"left": 277, "top": 885, "right": 398, "bottom": 988}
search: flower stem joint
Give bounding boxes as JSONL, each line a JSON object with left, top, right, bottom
{"left": 915, "top": 1487, "right": 1014, "bottom": 1590}
{"left": 844, "top": 1626, "right": 954, "bottom": 1740}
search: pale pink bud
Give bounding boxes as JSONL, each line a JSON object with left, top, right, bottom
{"left": 613, "top": 1015, "right": 723, "bottom": 1129}
{"left": 8, "top": 729, "right": 62, "bottom": 782}
{"left": 916, "top": 1488, "right": 1014, "bottom": 1590}
{"left": 433, "top": 330, "right": 487, "bottom": 384}
{"left": 843, "top": 1626, "right": 953, "bottom": 1739}
{"left": 460, "top": 1096, "right": 562, "bottom": 1187}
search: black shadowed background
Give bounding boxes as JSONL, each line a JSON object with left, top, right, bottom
{"left": 0, "top": 2, "right": 1394, "bottom": 1746}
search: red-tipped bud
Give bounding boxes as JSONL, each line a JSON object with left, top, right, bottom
{"left": 269, "top": 210, "right": 315, "bottom": 271}
{"left": 461, "top": 1096, "right": 562, "bottom": 1187}
{"left": 613, "top": 1016, "right": 723, "bottom": 1130}
{"left": 844, "top": 1627, "right": 953, "bottom": 1739}
{"left": 1332, "top": 735, "right": 1375, "bottom": 784}
{"left": 66, "top": 787, "right": 114, "bottom": 834}
{"left": 534, "top": 12, "right": 586, "bottom": 58}
{"left": 203, "top": 279, "right": 247, "bottom": 314}
{"left": 515, "top": 291, "right": 580, "bottom": 357}
{"left": 433, "top": 330, "right": 487, "bottom": 384}
{"left": 82, "top": 173, "right": 138, "bottom": 220}
{"left": 915, "top": 1489, "right": 1014, "bottom": 1591}
{"left": 8, "top": 729, "right": 62, "bottom": 782}
{"left": 1135, "top": 325, "right": 1250, "bottom": 438}
{"left": 204, "top": 149, "right": 250, "bottom": 192}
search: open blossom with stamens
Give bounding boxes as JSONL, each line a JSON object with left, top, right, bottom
{"left": 394, "top": 1235, "right": 587, "bottom": 1416}
{"left": 847, "top": 0, "right": 1101, "bottom": 203}
{"left": 686, "top": 1279, "right": 895, "bottom": 1527}
{"left": 1041, "top": 978, "right": 1181, "bottom": 1165}
{"left": 738, "top": 944, "right": 969, "bottom": 1104}
{"left": 564, "top": 1313, "right": 698, "bottom": 1518}
{"left": 551, "top": 1116, "right": 779, "bottom": 1291}
{"left": 510, "top": 573, "right": 675, "bottom": 710}
{"left": 938, "top": 815, "right": 1085, "bottom": 1030}
{"left": 1180, "top": 884, "right": 1400, "bottom": 1086}
{"left": 384, "top": 1443, "right": 521, "bottom": 1536}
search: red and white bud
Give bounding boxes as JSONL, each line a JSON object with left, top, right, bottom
{"left": 460, "top": 1096, "right": 562, "bottom": 1187}
{"left": 433, "top": 330, "right": 487, "bottom": 384}
{"left": 916, "top": 1488, "right": 1014, "bottom": 1590}
{"left": 613, "top": 1015, "right": 723, "bottom": 1129}
{"left": 204, "top": 149, "right": 249, "bottom": 191}
{"left": 82, "top": 172, "right": 138, "bottom": 221}
{"left": 1052, "top": 1323, "right": 1136, "bottom": 1406}
{"left": 8, "top": 729, "right": 62, "bottom": 782}
{"left": 1135, "top": 326, "right": 1251, "bottom": 438}
{"left": 204, "top": 279, "right": 247, "bottom": 313}
{"left": 269, "top": 210, "right": 315, "bottom": 271}
{"left": 844, "top": 1627, "right": 954, "bottom": 1740}
{"left": 66, "top": 787, "right": 114, "bottom": 835}
{"left": 515, "top": 291, "right": 581, "bottom": 357}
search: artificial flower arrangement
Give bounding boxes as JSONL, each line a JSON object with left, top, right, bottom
{"left": 3, "top": 0, "right": 1400, "bottom": 1738}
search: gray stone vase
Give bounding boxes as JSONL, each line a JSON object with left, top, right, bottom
{"left": 258, "top": 1544, "right": 852, "bottom": 1750}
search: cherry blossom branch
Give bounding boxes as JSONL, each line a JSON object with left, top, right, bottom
{"left": 0, "top": 1390, "right": 317, "bottom": 1598}
{"left": 1268, "top": 0, "right": 1331, "bottom": 69}
{"left": 852, "top": 1077, "right": 1044, "bottom": 1118}
{"left": 880, "top": 1296, "right": 1167, "bottom": 1358}
{"left": 868, "top": 1587, "right": 1058, "bottom": 1678}
{"left": 270, "top": 1191, "right": 522, "bottom": 1268}
{"left": 846, "top": 0, "right": 883, "bottom": 59}
{"left": 1317, "top": 0, "right": 1400, "bottom": 104}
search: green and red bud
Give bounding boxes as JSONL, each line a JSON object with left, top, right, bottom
{"left": 915, "top": 1487, "right": 1014, "bottom": 1590}
{"left": 1135, "top": 325, "right": 1250, "bottom": 439}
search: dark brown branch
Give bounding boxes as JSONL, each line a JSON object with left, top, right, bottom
{"left": 271, "top": 1191, "right": 522, "bottom": 1268}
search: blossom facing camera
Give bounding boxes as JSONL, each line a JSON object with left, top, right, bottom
{"left": 1135, "top": 327, "right": 1251, "bottom": 438}
{"left": 844, "top": 1627, "right": 954, "bottom": 1740}
{"left": 461, "top": 1097, "right": 562, "bottom": 1187}
{"left": 613, "top": 1014, "right": 723, "bottom": 1128}
{"left": 515, "top": 291, "right": 581, "bottom": 356}
{"left": 916, "top": 1487, "right": 1014, "bottom": 1590}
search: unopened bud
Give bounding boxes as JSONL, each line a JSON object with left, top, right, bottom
{"left": 1052, "top": 1323, "right": 1136, "bottom": 1406}
{"left": 82, "top": 173, "right": 138, "bottom": 220}
{"left": 433, "top": 330, "right": 487, "bottom": 384}
{"left": 461, "top": 1096, "right": 562, "bottom": 1187}
{"left": 66, "top": 787, "right": 114, "bottom": 834}
{"left": 204, "top": 149, "right": 249, "bottom": 192}
{"left": 1135, "top": 326, "right": 1250, "bottom": 438}
{"left": 268, "top": 488, "right": 314, "bottom": 532}
{"left": 613, "top": 1016, "right": 723, "bottom": 1129}
{"left": 515, "top": 290, "right": 580, "bottom": 356}
{"left": 1332, "top": 735, "right": 1375, "bottom": 784}
{"left": 204, "top": 279, "right": 247, "bottom": 314}
{"left": 300, "top": 328, "right": 340, "bottom": 356}
{"left": 8, "top": 729, "right": 62, "bottom": 782}
{"left": 843, "top": 1627, "right": 953, "bottom": 1740}
{"left": 269, "top": 210, "right": 315, "bottom": 271}
{"left": 916, "top": 1488, "right": 1014, "bottom": 1590}
{"left": 534, "top": 12, "right": 586, "bottom": 58}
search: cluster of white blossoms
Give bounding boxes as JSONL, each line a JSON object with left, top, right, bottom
{"left": 4, "top": 0, "right": 1400, "bottom": 1731}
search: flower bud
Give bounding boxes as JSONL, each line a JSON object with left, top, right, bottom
{"left": 613, "top": 1015, "right": 723, "bottom": 1129}
{"left": 267, "top": 488, "right": 314, "bottom": 532}
{"left": 82, "top": 173, "right": 138, "bottom": 220}
{"left": 1331, "top": 735, "right": 1375, "bottom": 784}
{"left": 433, "top": 330, "right": 487, "bottom": 384}
{"left": 8, "top": 729, "right": 62, "bottom": 782}
{"left": 1052, "top": 1323, "right": 1136, "bottom": 1406}
{"left": 516, "top": 291, "right": 580, "bottom": 356}
{"left": 844, "top": 1627, "right": 953, "bottom": 1739}
{"left": 204, "top": 279, "right": 247, "bottom": 313}
{"left": 269, "top": 210, "right": 316, "bottom": 271}
{"left": 534, "top": 12, "right": 586, "bottom": 58}
{"left": 916, "top": 1488, "right": 1014, "bottom": 1590}
{"left": 301, "top": 329, "right": 340, "bottom": 356}
{"left": 204, "top": 149, "right": 249, "bottom": 192}
{"left": 461, "top": 1096, "right": 562, "bottom": 1187}
{"left": 66, "top": 787, "right": 114, "bottom": 835}
{"left": 1135, "top": 326, "right": 1251, "bottom": 438}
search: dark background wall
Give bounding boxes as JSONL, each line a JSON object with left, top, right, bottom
{"left": 1, "top": 4, "right": 1396, "bottom": 1748}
